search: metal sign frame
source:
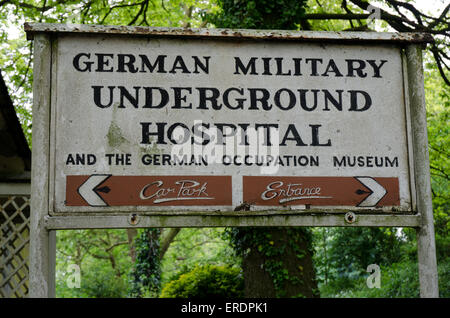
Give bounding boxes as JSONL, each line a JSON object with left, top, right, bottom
{"left": 25, "top": 23, "right": 438, "bottom": 298}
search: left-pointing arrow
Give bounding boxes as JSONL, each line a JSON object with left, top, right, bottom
{"left": 77, "top": 174, "right": 112, "bottom": 207}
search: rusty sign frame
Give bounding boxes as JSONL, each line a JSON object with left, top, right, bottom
{"left": 25, "top": 23, "right": 438, "bottom": 298}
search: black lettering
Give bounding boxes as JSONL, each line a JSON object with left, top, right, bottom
{"left": 192, "top": 56, "right": 210, "bottom": 74}
{"left": 140, "top": 55, "right": 167, "bottom": 73}
{"left": 76, "top": 153, "right": 85, "bottom": 165}
{"left": 293, "top": 58, "right": 302, "bottom": 76}
{"left": 162, "top": 154, "right": 172, "bottom": 165}
{"left": 143, "top": 87, "right": 169, "bottom": 108}
{"left": 386, "top": 156, "right": 398, "bottom": 167}
{"left": 237, "top": 123, "right": 250, "bottom": 146}
{"left": 67, "top": 153, "right": 96, "bottom": 165}
{"left": 275, "top": 57, "right": 291, "bottom": 76}
{"left": 215, "top": 123, "right": 237, "bottom": 145}
{"left": 367, "top": 60, "right": 387, "bottom": 78}
{"left": 280, "top": 124, "right": 307, "bottom": 146}
{"left": 169, "top": 56, "right": 190, "bottom": 74}
{"left": 192, "top": 122, "right": 210, "bottom": 146}
{"left": 323, "top": 89, "right": 343, "bottom": 111}
{"left": 346, "top": 59, "right": 367, "bottom": 77}
{"left": 347, "top": 156, "right": 356, "bottom": 167}
{"left": 333, "top": 156, "right": 346, "bottom": 167}
{"left": 375, "top": 156, "right": 383, "bottom": 167}
{"left": 367, "top": 156, "right": 374, "bottom": 167}
{"left": 274, "top": 88, "right": 296, "bottom": 110}
{"left": 310, "top": 156, "right": 319, "bottom": 166}
{"left": 222, "top": 155, "right": 232, "bottom": 165}
{"left": 92, "top": 86, "right": 115, "bottom": 108}
{"left": 262, "top": 57, "right": 272, "bottom": 75}
{"left": 95, "top": 53, "right": 114, "bottom": 72}
{"left": 349, "top": 90, "right": 372, "bottom": 111}
{"left": 322, "top": 59, "right": 343, "bottom": 77}
{"left": 298, "top": 89, "right": 319, "bottom": 111}
{"left": 358, "top": 156, "right": 366, "bottom": 167}
{"left": 196, "top": 87, "right": 222, "bottom": 110}
{"left": 142, "top": 154, "right": 152, "bottom": 165}
{"left": 248, "top": 88, "right": 272, "bottom": 110}
{"left": 171, "top": 87, "right": 192, "bottom": 109}
{"left": 223, "top": 87, "right": 245, "bottom": 110}
{"left": 167, "top": 123, "right": 190, "bottom": 144}
{"left": 255, "top": 123, "right": 278, "bottom": 146}
{"left": 141, "top": 122, "right": 167, "bottom": 144}
{"left": 66, "top": 154, "right": 75, "bottom": 165}
{"left": 117, "top": 54, "right": 138, "bottom": 73}
{"left": 234, "top": 57, "right": 258, "bottom": 75}
{"left": 118, "top": 86, "right": 140, "bottom": 108}
{"left": 105, "top": 153, "right": 130, "bottom": 165}
{"left": 305, "top": 58, "right": 323, "bottom": 76}
{"left": 73, "top": 53, "right": 93, "bottom": 72}
{"left": 310, "top": 124, "right": 331, "bottom": 146}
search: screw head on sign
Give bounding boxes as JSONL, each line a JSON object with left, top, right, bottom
{"left": 344, "top": 212, "right": 356, "bottom": 224}
{"left": 128, "top": 213, "right": 140, "bottom": 226}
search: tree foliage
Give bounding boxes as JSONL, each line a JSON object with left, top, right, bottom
{"left": 56, "top": 229, "right": 131, "bottom": 297}
{"left": 129, "top": 228, "right": 162, "bottom": 297}
{"left": 0, "top": 0, "right": 448, "bottom": 298}
{"left": 425, "top": 64, "right": 450, "bottom": 243}
{"left": 0, "top": 0, "right": 217, "bottom": 146}
{"left": 313, "top": 227, "right": 403, "bottom": 289}
{"left": 207, "top": 0, "right": 320, "bottom": 298}
{"left": 302, "top": 0, "right": 449, "bottom": 85}
{"left": 225, "top": 227, "right": 319, "bottom": 297}
{"left": 206, "top": 0, "right": 307, "bottom": 29}
{"left": 0, "top": 0, "right": 448, "bottom": 147}
{"left": 160, "top": 228, "right": 239, "bottom": 287}
{"left": 160, "top": 265, "right": 244, "bottom": 298}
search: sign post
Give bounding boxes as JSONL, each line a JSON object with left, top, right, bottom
{"left": 29, "top": 33, "right": 55, "bottom": 298}
{"left": 405, "top": 45, "right": 439, "bottom": 298}
{"left": 25, "top": 23, "right": 438, "bottom": 297}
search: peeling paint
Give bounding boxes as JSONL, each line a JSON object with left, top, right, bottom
{"left": 106, "top": 122, "right": 127, "bottom": 148}
{"left": 24, "top": 22, "right": 434, "bottom": 44}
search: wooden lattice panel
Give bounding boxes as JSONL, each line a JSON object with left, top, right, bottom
{"left": 0, "top": 195, "right": 30, "bottom": 298}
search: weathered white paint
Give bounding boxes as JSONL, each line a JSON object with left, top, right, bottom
{"left": 406, "top": 45, "right": 439, "bottom": 298}
{"left": 26, "top": 25, "right": 438, "bottom": 298}
{"left": 29, "top": 34, "right": 55, "bottom": 298}
{"left": 43, "top": 213, "right": 421, "bottom": 229}
{"left": 24, "top": 22, "right": 434, "bottom": 44}
{"left": 50, "top": 34, "right": 413, "bottom": 214}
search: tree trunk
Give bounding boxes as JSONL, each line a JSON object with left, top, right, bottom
{"left": 209, "top": 0, "right": 320, "bottom": 299}
{"left": 127, "top": 228, "right": 137, "bottom": 263}
{"left": 130, "top": 228, "right": 161, "bottom": 297}
{"left": 240, "top": 228, "right": 319, "bottom": 298}
{"left": 160, "top": 228, "right": 181, "bottom": 260}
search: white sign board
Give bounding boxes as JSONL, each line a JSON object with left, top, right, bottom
{"left": 27, "top": 25, "right": 440, "bottom": 298}
{"left": 49, "top": 33, "right": 414, "bottom": 214}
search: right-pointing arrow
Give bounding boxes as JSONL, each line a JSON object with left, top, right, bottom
{"left": 77, "top": 174, "right": 111, "bottom": 207}
{"left": 355, "top": 177, "right": 387, "bottom": 207}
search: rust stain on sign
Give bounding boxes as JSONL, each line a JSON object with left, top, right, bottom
{"left": 24, "top": 22, "right": 434, "bottom": 44}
